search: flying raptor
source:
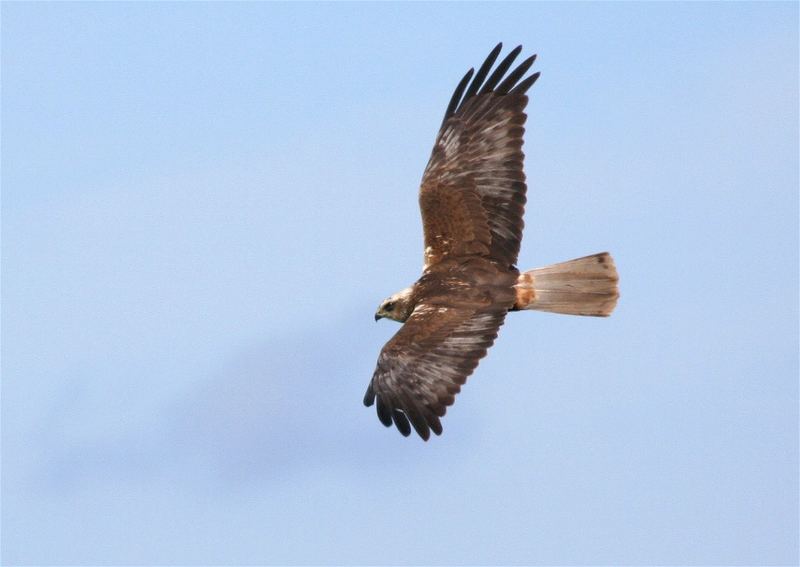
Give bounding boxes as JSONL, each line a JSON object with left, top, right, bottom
{"left": 364, "top": 44, "right": 619, "bottom": 440}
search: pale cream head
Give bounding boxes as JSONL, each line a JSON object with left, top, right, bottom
{"left": 375, "top": 286, "right": 415, "bottom": 323}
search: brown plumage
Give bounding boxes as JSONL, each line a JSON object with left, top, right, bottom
{"left": 364, "top": 44, "right": 619, "bottom": 440}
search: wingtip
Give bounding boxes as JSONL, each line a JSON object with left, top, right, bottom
{"left": 392, "top": 409, "right": 412, "bottom": 437}
{"left": 363, "top": 384, "right": 375, "bottom": 406}
{"left": 442, "top": 66, "right": 476, "bottom": 126}
{"left": 479, "top": 44, "right": 524, "bottom": 95}
{"left": 490, "top": 43, "right": 504, "bottom": 60}
{"left": 496, "top": 52, "right": 539, "bottom": 94}
{"left": 430, "top": 417, "right": 443, "bottom": 436}
{"left": 510, "top": 71, "right": 541, "bottom": 95}
{"left": 413, "top": 418, "right": 431, "bottom": 441}
{"left": 376, "top": 397, "right": 393, "bottom": 427}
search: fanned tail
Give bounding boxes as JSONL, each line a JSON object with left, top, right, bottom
{"left": 513, "top": 252, "right": 619, "bottom": 317}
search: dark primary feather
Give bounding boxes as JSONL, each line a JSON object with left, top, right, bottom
{"left": 376, "top": 396, "right": 393, "bottom": 427}
{"left": 442, "top": 68, "right": 475, "bottom": 128}
{"left": 392, "top": 409, "right": 412, "bottom": 436}
{"left": 479, "top": 45, "right": 522, "bottom": 94}
{"left": 457, "top": 43, "right": 503, "bottom": 115}
{"left": 441, "top": 44, "right": 537, "bottom": 124}
{"left": 510, "top": 71, "right": 541, "bottom": 95}
{"left": 497, "top": 54, "right": 537, "bottom": 94}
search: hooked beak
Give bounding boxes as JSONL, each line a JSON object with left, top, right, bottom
{"left": 374, "top": 313, "right": 383, "bottom": 322}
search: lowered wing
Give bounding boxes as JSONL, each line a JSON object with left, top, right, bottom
{"left": 364, "top": 301, "right": 507, "bottom": 440}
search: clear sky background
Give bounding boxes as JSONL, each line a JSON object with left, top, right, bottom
{"left": 2, "top": 2, "right": 797, "bottom": 565}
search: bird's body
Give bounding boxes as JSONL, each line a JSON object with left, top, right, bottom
{"left": 384, "top": 256, "right": 518, "bottom": 324}
{"left": 365, "top": 44, "right": 619, "bottom": 440}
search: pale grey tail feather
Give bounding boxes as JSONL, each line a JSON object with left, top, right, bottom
{"left": 513, "top": 252, "right": 619, "bottom": 317}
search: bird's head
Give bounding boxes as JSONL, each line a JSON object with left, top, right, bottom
{"left": 375, "top": 286, "right": 415, "bottom": 323}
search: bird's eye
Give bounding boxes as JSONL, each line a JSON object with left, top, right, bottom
{"left": 385, "top": 302, "right": 395, "bottom": 311}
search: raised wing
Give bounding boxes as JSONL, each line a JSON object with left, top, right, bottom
{"left": 363, "top": 302, "right": 507, "bottom": 440}
{"left": 420, "top": 43, "right": 539, "bottom": 269}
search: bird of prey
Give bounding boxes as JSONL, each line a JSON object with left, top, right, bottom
{"left": 364, "top": 44, "right": 619, "bottom": 440}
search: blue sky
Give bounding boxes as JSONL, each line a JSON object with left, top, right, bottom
{"left": 2, "top": 2, "right": 797, "bottom": 565}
